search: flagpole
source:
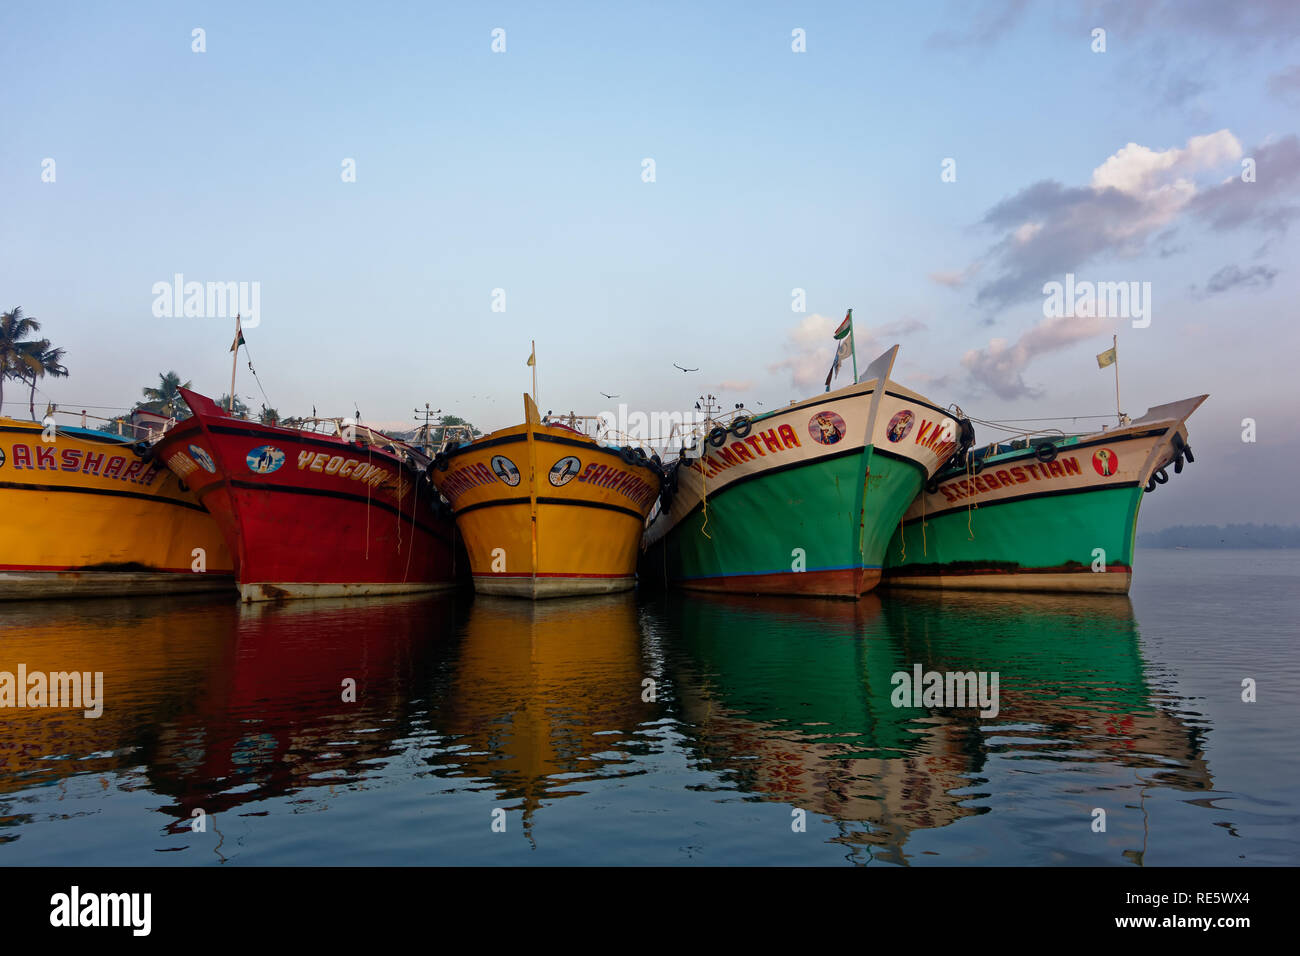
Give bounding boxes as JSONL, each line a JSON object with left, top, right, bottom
{"left": 229, "top": 313, "right": 241, "bottom": 413}
{"left": 1112, "top": 333, "right": 1120, "bottom": 425}
{"left": 849, "top": 309, "right": 858, "bottom": 383}
{"left": 531, "top": 340, "right": 537, "bottom": 404}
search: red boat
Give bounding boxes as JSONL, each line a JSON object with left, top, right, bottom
{"left": 154, "top": 388, "right": 459, "bottom": 602}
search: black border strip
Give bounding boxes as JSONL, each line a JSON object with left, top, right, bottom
{"left": 0, "top": 479, "right": 210, "bottom": 513}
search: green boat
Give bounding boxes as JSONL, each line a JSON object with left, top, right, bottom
{"left": 641, "top": 346, "right": 969, "bottom": 598}
{"left": 882, "top": 395, "right": 1207, "bottom": 594}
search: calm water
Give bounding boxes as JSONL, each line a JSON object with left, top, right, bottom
{"left": 1, "top": 549, "right": 1296, "bottom": 866}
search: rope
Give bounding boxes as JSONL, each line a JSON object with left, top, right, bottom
{"left": 966, "top": 452, "right": 976, "bottom": 541}
{"left": 364, "top": 438, "right": 373, "bottom": 561}
{"left": 922, "top": 486, "right": 927, "bottom": 556}
{"left": 402, "top": 461, "right": 418, "bottom": 582}
{"left": 239, "top": 339, "right": 274, "bottom": 413}
{"left": 699, "top": 457, "right": 711, "bottom": 540}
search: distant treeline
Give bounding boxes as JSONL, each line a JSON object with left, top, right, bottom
{"left": 1140, "top": 524, "right": 1300, "bottom": 548}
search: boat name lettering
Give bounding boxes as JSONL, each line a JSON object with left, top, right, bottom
{"left": 576, "top": 462, "right": 655, "bottom": 506}
{"left": 693, "top": 425, "right": 801, "bottom": 479}
{"left": 441, "top": 462, "right": 499, "bottom": 500}
{"left": 296, "top": 450, "right": 388, "bottom": 486}
{"left": 940, "top": 456, "right": 1082, "bottom": 502}
{"left": 913, "top": 418, "right": 959, "bottom": 460}
{"left": 5, "top": 443, "right": 162, "bottom": 486}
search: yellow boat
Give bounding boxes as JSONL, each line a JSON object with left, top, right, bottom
{"left": 0, "top": 417, "right": 235, "bottom": 598}
{"left": 430, "top": 395, "right": 661, "bottom": 598}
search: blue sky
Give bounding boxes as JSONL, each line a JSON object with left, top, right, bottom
{"left": 2, "top": 1, "right": 1297, "bottom": 527}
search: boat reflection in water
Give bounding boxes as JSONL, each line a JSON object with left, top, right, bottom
{"left": 0, "top": 593, "right": 465, "bottom": 854}
{"left": 0, "top": 586, "right": 1212, "bottom": 863}
{"left": 422, "top": 594, "right": 655, "bottom": 838}
{"left": 662, "top": 590, "right": 1211, "bottom": 864}
{"left": 0, "top": 596, "right": 235, "bottom": 805}
{"left": 0, "top": 590, "right": 655, "bottom": 857}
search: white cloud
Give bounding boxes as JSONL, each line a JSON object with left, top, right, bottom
{"left": 961, "top": 312, "right": 1109, "bottom": 399}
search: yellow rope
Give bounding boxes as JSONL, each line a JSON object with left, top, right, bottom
{"left": 966, "top": 454, "right": 976, "bottom": 541}
{"left": 699, "top": 457, "right": 711, "bottom": 540}
{"left": 922, "top": 485, "right": 927, "bottom": 556}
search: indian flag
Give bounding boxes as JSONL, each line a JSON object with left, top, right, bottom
{"left": 825, "top": 310, "right": 854, "bottom": 388}
{"left": 834, "top": 309, "right": 853, "bottom": 339}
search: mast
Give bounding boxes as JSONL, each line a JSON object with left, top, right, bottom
{"left": 1113, "top": 333, "right": 1122, "bottom": 426}
{"left": 228, "top": 313, "right": 242, "bottom": 413}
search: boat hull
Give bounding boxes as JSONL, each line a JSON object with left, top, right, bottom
{"left": 643, "top": 373, "right": 961, "bottom": 599}
{"left": 882, "top": 397, "right": 1206, "bottom": 594}
{"left": 431, "top": 398, "right": 661, "bottom": 599}
{"left": 0, "top": 418, "right": 235, "bottom": 599}
{"left": 155, "top": 390, "right": 458, "bottom": 602}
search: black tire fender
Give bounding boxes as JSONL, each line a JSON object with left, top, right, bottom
{"left": 708, "top": 426, "right": 728, "bottom": 448}
{"left": 731, "top": 417, "right": 752, "bottom": 438}
{"left": 1153, "top": 467, "right": 1169, "bottom": 485}
{"left": 1034, "top": 441, "right": 1057, "bottom": 464}
{"left": 925, "top": 477, "right": 940, "bottom": 495}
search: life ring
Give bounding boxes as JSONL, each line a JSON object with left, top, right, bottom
{"left": 731, "top": 417, "right": 752, "bottom": 438}
{"left": 708, "top": 426, "right": 728, "bottom": 448}
{"left": 1153, "top": 467, "right": 1169, "bottom": 484}
{"left": 1034, "top": 441, "right": 1057, "bottom": 463}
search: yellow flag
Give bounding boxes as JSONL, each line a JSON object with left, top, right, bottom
{"left": 526, "top": 345, "right": 535, "bottom": 367}
{"left": 1096, "top": 346, "right": 1116, "bottom": 369}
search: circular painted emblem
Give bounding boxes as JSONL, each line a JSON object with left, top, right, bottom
{"left": 1092, "top": 448, "right": 1118, "bottom": 477}
{"left": 491, "top": 455, "right": 521, "bottom": 486}
{"left": 246, "top": 444, "right": 285, "bottom": 475}
{"left": 0, "top": 447, "right": 6, "bottom": 468}
{"left": 886, "top": 410, "right": 916, "bottom": 443}
{"left": 549, "top": 456, "right": 581, "bottom": 487}
{"left": 188, "top": 444, "right": 216, "bottom": 473}
{"left": 808, "top": 410, "right": 846, "bottom": 445}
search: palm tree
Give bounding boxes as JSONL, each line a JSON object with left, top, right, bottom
{"left": 22, "top": 342, "right": 69, "bottom": 420}
{"left": 258, "top": 405, "right": 280, "bottom": 426}
{"left": 218, "top": 394, "right": 250, "bottom": 418}
{"left": 141, "top": 371, "right": 192, "bottom": 419}
{"left": 0, "top": 307, "right": 42, "bottom": 416}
